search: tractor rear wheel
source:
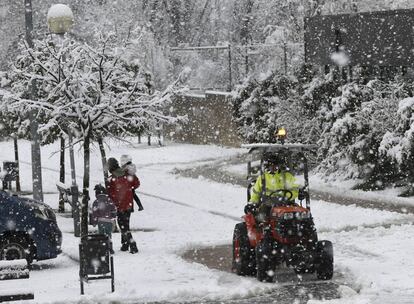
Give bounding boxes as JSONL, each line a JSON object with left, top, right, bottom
{"left": 316, "top": 240, "right": 333, "bottom": 280}
{"left": 232, "top": 223, "right": 256, "bottom": 276}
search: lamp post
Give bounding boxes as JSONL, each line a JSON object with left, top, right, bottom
{"left": 47, "top": 4, "right": 74, "bottom": 213}
{"left": 47, "top": 4, "right": 74, "bottom": 35}
{"left": 24, "top": 0, "right": 44, "bottom": 202}
{"left": 47, "top": 4, "right": 80, "bottom": 237}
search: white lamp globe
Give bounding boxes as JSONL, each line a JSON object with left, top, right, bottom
{"left": 47, "top": 4, "right": 74, "bottom": 34}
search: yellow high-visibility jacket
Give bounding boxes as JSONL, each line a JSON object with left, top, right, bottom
{"left": 249, "top": 170, "right": 299, "bottom": 204}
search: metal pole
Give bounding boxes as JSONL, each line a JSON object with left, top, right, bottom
{"left": 58, "top": 137, "right": 65, "bottom": 212}
{"left": 283, "top": 42, "right": 287, "bottom": 75}
{"left": 245, "top": 44, "right": 249, "bottom": 76}
{"left": 303, "top": 156, "right": 310, "bottom": 211}
{"left": 170, "top": 45, "right": 230, "bottom": 51}
{"left": 13, "top": 136, "right": 21, "bottom": 192}
{"left": 80, "top": 125, "right": 91, "bottom": 238}
{"left": 68, "top": 132, "right": 80, "bottom": 237}
{"left": 228, "top": 45, "right": 232, "bottom": 92}
{"left": 25, "top": 0, "right": 44, "bottom": 202}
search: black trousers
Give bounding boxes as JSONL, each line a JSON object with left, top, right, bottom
{"left": 117, "top": 210, "right": 131, "bottom": 234}
{"left": 117, "top": 210, "right": 136, "bottom": 247}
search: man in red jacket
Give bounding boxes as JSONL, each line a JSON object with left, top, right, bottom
{"left": 107, "top": 157, "right": 140, "bottom": 253}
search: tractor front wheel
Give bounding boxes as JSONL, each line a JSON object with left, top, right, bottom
{"left": 232, "top": 223, "right": 256, "bottom": 276}
{"left": 316, "top": 240, "right": 333, "bottom": 280}
{"left": 256, "top": 241, "right": 274, "bottom": 282}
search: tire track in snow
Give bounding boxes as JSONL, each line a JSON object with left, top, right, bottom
{"left": 318, "top": 217, "right": 414, "bottom": 234}
{"left": 138, "top": 191, "right": 241, "bottom": 222}
{"left": 19, "top": 159, "right": 242, "bottom": 222}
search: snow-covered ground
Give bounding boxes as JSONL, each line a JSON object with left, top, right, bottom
{"left": 0, "top": 139, "right": 413, "bottom": 303}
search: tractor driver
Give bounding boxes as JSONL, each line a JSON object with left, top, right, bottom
{"left": 245, "top": 153, "right": 299, "bottom": 214}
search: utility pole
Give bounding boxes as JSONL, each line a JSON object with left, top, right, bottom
{"left": 25, "top": 0, "right": 44, "bottom": 202}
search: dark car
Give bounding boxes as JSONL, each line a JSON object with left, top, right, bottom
{"left": 0, "top": 191, "right": 62, "bottom": 263}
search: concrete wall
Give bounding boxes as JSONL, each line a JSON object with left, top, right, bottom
{"left": 167, "top": 91, "right": 242, "bottom": 147}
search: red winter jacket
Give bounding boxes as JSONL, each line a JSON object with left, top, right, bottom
{"left": 107, "top": 168, "right": 140, "bottom": 212}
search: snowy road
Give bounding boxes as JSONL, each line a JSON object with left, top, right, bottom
{"left": 173, "top": 152, "right": 414, "bottom": 303}
{"left": 0, "top": 140, "right": 413, "bottom": 303}
{"left": 182, "top": 245, "right": 342, "bottom": 303}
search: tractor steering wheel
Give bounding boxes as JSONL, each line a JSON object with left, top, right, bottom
{"left": 266, "top": 189, "right": 294, "bottom": 200}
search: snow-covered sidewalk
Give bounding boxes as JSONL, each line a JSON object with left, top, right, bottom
{"left": 0, "top": 140, "right": 413, "bottom": 303}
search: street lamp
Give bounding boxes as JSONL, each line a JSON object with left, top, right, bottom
{"left": 47, "top": 4, "right": 74, "bottom": 34}
{"left": 47, "top": 4, "right": 73, "bottom": 214}
{"left": 47, "top": 4, "right": 80, "bottom": 236}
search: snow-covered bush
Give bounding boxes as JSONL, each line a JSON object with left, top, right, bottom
{"left": 378, "top": 93, "right": 414, "bottom": 195}
{"left": 233, "top": 72, "right": 302, "bottom": 143}
{"left": 314, "top": 79, "right": 414, "bottom": 192}
{"left": 317, "top": 81, "right": 399, "bottom": 182}
{"left": 316, "top": 82, "right": 374, "bottom": 178}
{"left": 232, "top": 66, "right": 414, "bottom": 194}
{"left": 232, "top": 68, "right": 342, "bottom": 145}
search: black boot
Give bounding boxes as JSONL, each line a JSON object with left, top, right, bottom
{"left": 127, "top": 232, "right": 138, "bottom": 254}
{"left": 129, "top": 241, "right": 139, "bottom": 254}
{"left": 120, "top": 233, "right": 129, "bottom": 251}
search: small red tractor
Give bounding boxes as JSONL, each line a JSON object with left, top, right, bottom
{"left": 232, "top": 141, "right": 333, "bottom": 282}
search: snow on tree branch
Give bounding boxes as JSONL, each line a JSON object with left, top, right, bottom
{"left": 0, "top": 32, "right": 187, "bottom": 144}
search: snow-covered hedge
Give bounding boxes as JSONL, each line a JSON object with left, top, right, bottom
{"left": 233, "top": 72, "right": 308, "bottom": 143}
{"left": 232, "top": 68, "right": 414, "bottom": 195}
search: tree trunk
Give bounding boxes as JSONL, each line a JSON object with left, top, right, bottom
{"left": 13, "top": 136, "right": 21, "bottom": 192}
{"left": 193, "top": 0, "right": 210, "bottom": 45}
{"left": 29, "top": 109, "right": 43, "bottom": 202}
{"left": 138, "top": 131, "right": 142, "bottom": 144}
{"left": 169, "top": 0, "right": 183, "bottom": 45}
{"left": 240, "top": 0, "right": 254, "bottom": 46}
{"left": 81, "top": 125, "right": 91, "bottom": 237}
{"left": 58, "top": 136, "right": 65, "bottom": 213}
{"left": 240, "top": 0, "right": 254, "bottom": 76}
{"left": 97, "top": 136, "right": 108, "bottom": 185}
